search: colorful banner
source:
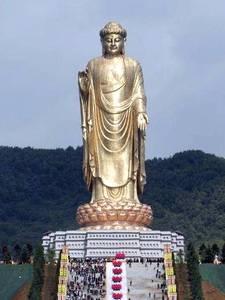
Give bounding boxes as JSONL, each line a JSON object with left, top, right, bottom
{"left": 57, "top": 246, "right": 69, "bottom": 300}
{"left": 163, "top": 245, "right": 177, "bottom": 300}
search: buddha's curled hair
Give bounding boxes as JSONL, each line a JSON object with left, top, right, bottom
{"left": 100, "top": 22, "right": 127, "bottom": 39}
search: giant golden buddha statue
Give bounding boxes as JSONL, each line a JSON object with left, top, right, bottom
{"left": 76, "top": 22, "right": 153, "bottom": 230}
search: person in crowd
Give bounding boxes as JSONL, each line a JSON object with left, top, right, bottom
{"left": 66, "top": 258, "right": 106, "bottom": 300}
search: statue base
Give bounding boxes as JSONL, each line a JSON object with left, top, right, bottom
{"left": 76, "top": 199, "right": 153, "bottom": 228}
{"left": 43, "top": 200, "right": 184, "bottom": 260}
{"left": 79, "top": 222, "right": 151, "bottom": 231}
{"left": 42, "top": 228, "right": 184, "bottom": 259}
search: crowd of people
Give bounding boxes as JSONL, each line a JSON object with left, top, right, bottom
{"left": 126, "top": 257, "right": 164, "bottom": 267}
{"left": 66, "top": 258, "right": 106, "bottom": 300}
{"left": 65, "top": 257, "right": 168, "bottom": 300}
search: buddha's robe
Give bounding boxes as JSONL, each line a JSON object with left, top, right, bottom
{"left": 80, "top": 55, "right": 147, "bottom": 197}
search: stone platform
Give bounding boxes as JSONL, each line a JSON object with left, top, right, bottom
{"left": 42, "top": 229, "right": 184, "bottom": 259}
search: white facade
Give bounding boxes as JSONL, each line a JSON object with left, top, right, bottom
{"left": 42, "top": 229, "right": 184, "bottom": 259}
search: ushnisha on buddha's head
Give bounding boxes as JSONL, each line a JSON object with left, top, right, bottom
{"left": 100, "top": 22, "right": 127, "bottom": 57}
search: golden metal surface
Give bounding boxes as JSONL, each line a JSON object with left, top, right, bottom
{"left": 76, "top": 22, "right": 152, "bottom": 228}
{"left": 79, "top": 224, "right": 152, "bottom": 232}
{"left": 76, "top": 199, "right": 152, "bottom": 228}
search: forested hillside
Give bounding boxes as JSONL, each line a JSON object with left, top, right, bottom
{"left": 0, "top": 146, "right": 225, "bottom": 246}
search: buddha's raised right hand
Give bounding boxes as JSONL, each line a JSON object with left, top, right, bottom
{"left": 78, "top": 69, "right": 89, "bottom": 94}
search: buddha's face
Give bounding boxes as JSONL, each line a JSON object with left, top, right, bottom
{"left": 102, "top": 33, "right": 124, "bottom": 56}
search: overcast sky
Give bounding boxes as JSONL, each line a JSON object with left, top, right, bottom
{"left": 0, "top": 0, "right": 225, "bottom": 158}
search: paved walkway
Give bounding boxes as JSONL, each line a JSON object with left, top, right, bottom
{"left": 66, "top": 260, "right": 166, "bottom": 300}
{"left": 126, "top": 262, "right": 166, "bottom": 300}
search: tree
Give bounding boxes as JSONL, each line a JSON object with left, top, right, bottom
{"left": 186, "top": 243, "right": 203, "bottom": 300}
{"left": 26, "top": 243, "right": 33, "bottom": 260}
{"left": 29, "top": 244, "right": 45, "bottom": 300}
{"left": 199, "top": 243, "right": 207, "bottom": 263}
{"left": 13, "top": 244, "right": 21, "bottom": 263}
{"left": 205, "top": 245, "right": 214, "bottom": 263}
{"left": 212, "top": 243, "right": 220, "bottom": 256}
{"left": 46, "top": 248, "right": 55, "bottom": 264}
{"left": 221, "top": 242, "right": 225, "bottom": 263}
{"left": 176, "top": 249, "right": 184, "bottom": 264}
{"left": 21, "top": 244, "right": 30, "bottom": 264}
{"left": 2, "top": 245, "right": 11, "bottom": 264}
{"left": 54, "top": 250, "right": 62, "bottom": 300}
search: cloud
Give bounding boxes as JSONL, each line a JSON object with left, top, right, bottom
{"left": 0, "top": 0, "right": 225, "bottom": 158}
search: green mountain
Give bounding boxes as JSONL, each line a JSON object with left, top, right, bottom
{"left": 0, "top": 146, "right": 225, "bottom": 246}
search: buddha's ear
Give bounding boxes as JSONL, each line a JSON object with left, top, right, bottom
{"left": 121, "top": 45, "right": 125, "bottom": 55}
{"left": 100, "top": 39, "right": 105, "bottom": 55}
{"left": 122, "top": 38, "right": 126, "bottom": 54}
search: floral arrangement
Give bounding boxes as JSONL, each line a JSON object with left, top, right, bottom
{"left": 112, "top": 283, "right": 122, "bottom": 290}
{"left": 113, "top": 268, "right": 122, "bottom": 274}
{"left": 112, "top": 260, "right": 122, "bottom": 267}
{"left": 112, "top": 276, "right": 122, "bottom": 282}
{"left": 112, "top": 292, "right": 123, "bottom": 299}
{"left": 110, "top": 254, "right": 126, "bottom": 299}
{"left": 115, "top": 253, "right": 125, "bottom": 260}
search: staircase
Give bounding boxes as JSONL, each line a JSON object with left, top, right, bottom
{"left": 126, "top": 261, "right": 166, "bottom": 300}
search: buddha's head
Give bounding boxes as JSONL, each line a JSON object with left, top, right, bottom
{"left": 100, "top": 22, "right": 127, "bottom": 57}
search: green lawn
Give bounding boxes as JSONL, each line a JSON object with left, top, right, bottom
{"left": 199, "top": 264, "right": 225, "bottom": 293}
{"left": 0, "top": 264, "right": 32, "bottom": 300}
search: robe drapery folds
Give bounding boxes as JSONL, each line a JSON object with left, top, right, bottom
{"left": 79, "top": 56, "right": 147, "bottom": 194}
